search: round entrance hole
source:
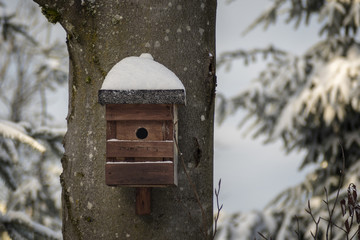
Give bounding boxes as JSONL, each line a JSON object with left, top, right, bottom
{"left": 136, "top": 127, "right": 148, "bottom": 139}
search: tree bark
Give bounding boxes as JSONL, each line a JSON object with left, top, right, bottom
{"left": 33, "top": 1, "right": 216, "bottom": 239}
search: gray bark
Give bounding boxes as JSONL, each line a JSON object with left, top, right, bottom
{"left": 33, "top": 1, "right": 216, "bottom": 239}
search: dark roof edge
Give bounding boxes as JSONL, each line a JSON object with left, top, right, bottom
{"left": 98, "top": 89, "right": 186, "bottom": 105}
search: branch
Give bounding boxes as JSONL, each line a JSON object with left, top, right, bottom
{"left": 0, "top": 120, "right": 46, "bottom": 153}
{"left": 0, "top": 211, "right": 61, "bottom": 240}
{"left": 213, "top": 179, "right": 223, "bottom": 239}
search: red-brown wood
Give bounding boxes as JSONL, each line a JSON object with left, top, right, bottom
{"left": 116, "top": 120, "right": 173, "bottom": 141}
{"left": 106, "top": 104, "right": 172, "bottom": 121}
{"left": 106, "top": 121, "right": 116, "bottom": 139}
{"left": 109, "top": 157, "right": 165, "bottom": 162}
{"left": 106, "top": 121, "right": 117, "bottom": 162}
{"left": 104, "top": 103, "right": 178, "bottom": 187}
{"left": 136, "top": 188, "right": 151, "bottom": 215}
{"left": 106, "top": 140, "right": 174, "bottom": 158}
{"left": 105, "top": 162, "right": 175, "bottom": 186}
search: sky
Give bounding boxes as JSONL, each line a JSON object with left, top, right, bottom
{"left": 5, "top": 0, "right": 323, "bottom": 214}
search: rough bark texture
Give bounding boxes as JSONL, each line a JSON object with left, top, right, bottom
{"left": 33, "top": 1, "right": 216, "bottom": 239}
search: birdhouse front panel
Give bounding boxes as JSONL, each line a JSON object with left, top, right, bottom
{"left": 104, "top": 103, "right": 178, "bottom": 187}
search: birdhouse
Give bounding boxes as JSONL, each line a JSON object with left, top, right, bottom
{"left": 98, "top": 53, "right": 186, "bottom": 188}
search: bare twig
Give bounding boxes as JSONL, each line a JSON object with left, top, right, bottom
{"left": 305, "top": 200, "right": 320, "bottom": 239}
{"left": 258, "top": 232, "right": 273, "bottom": 240}
{"left": 213, "top": 179, "right": 223, "bottom": 239}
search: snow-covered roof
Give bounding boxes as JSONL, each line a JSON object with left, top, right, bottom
{"left": 99, "top": 53, "right": 186, "bottom": 105}
{"left": 101, "top": 53, "right": 184, "bottom": 90}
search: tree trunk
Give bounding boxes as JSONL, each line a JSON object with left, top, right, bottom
{"left": 33, "top": 1, "right": 216, "bottom": 239}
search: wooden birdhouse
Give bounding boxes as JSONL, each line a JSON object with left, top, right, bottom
{"left": 98, "top": 53, "right": 186, "bottom": 189}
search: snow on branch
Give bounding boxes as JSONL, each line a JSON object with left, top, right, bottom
{"left": 8, "top": 178, "right": 42, "bottom": 209}
{"left": 242, "top": 0, "right": 287, "bottom": 35}
{"left": 240, "top": 0, "right": 360, "bottom": 38}
{"left": 221, "top": 41, "right": 360, "bottom": 168}
{"left": 0, "top": 211, "right": 62, "bottom": 240}
{"left": 0, "top": 120, "right": 46, "bottom": 153}
{"left": 31, "top": 126, "right": 66, "bottom": 141}
{"left": 217, "top": 45, "right": 288, "bottom": 69}
{"left": 273, "top": 45, "right": 360, "bottom": 136}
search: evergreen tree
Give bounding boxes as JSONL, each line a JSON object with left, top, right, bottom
{"left": 0, "top": 1, "right": 67, "bottom": 238}
{"left": 217, "top": 0, "right": 360, "bottom": 239}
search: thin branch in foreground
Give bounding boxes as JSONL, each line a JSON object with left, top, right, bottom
{"left": 258, "top": 231, "right": 273, "bottom": 240}
{"left": 305, "top": 200, "right": 320, "bottom": 239}
{"left": 213, "top": 178, "right": 223, "bottom": 239}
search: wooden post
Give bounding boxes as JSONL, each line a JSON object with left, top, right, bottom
{"left": 136, "top": 187, "right": 151, "bottom": 215}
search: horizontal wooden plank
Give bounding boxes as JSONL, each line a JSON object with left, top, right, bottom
{"left": 116, "top": 120, "right": 173, "bottom": 141}
{"left": 105, "top": 162, "right": 175, "bottom": 186}
{"left": 107, "top": 157, "right": 165, "bottom": 162}
{"left": 106, "top": 121, "right": 117, "bottom": 162}
{"left": 107, "top": 140, "right": 174, "bottom": 158}
{"left": 106, "top": 104, "right": 173, "bottom": 120}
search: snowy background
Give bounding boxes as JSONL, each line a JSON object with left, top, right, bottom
{"left": 4, "top": 0, "right": 322, "bottom": 214}
{"left": 214, "top": 0, "right": 321, "bottom": 213}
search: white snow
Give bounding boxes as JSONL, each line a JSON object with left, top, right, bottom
{"left": 0, "top": 121, "right": 46, "bottom": 153}
{"left": 2, "top": 211, "right": 62, "bottom": 239}
{"left": 100, "top": 53, "right": 185, "bottom": 90}
{"left": 9, "top": 179, "right": 41, "bottom": 209}
{"left": 268, "top": 47, "right": 360, "bottom": 139}
{"left": 45, "top": 58, "right": 60, "bottom": 69}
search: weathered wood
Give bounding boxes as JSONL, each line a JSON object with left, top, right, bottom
{"left": 106, "top": 141, "right": 174, "bottom": 158}
{"left": 111, "top": 157, "right": 165, "bottom": 162}
{"left": 106, "top": 121, "right": 117, "bottom": 162}
{"left": 106, "top": 104, "right": 172, "bottom": 121}
{"left": 116, "top": 120, "right": 173, "bottom": 141}
{"left": 136, "top": 188, "right": 151, "bottom": 215}
{"left": 172, "top": 105, "right": 178, "bottom": 185}
{"left": 106, "top": 121, "right": 117, "bottom": 139}
{"left": 105, "top": 162, "right": 175, "bottom": 186}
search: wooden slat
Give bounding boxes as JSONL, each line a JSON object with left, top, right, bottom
{"left": 136, "top": 188, "right": 151, "bottom": 215}
{"left": 107, "top": 141, "right": 174, "bottom": 158}
{"left": 105, "top": 162, "right": 175, "bottom": 186}
{"left": 106, "top": 121, "right": 117, "bottom": 162}
{"left": 106, "top": 121, "right": 116, "bottom": 139}
{"left": 106, "top": 104, "right": 172, "bottom": 121}
{"left": 116, "top": 120, "right": 173, "bottom": 141}
{"left": 110, "top": 157, "right": 165, "bottom": 162}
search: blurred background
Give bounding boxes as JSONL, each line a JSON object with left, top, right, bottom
{"left": 2, "top": 0, "right": 360, "bottom": 239}
{"left": 215, "top": 0, "right": 319, "bottom": 213}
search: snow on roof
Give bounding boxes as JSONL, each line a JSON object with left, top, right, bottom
{"left": 100, "top": 53, "right": 185, "bottom": 90}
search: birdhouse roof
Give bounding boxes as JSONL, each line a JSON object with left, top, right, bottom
{"left": 98, "top": 53, "right": 185, "bottom": 105}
